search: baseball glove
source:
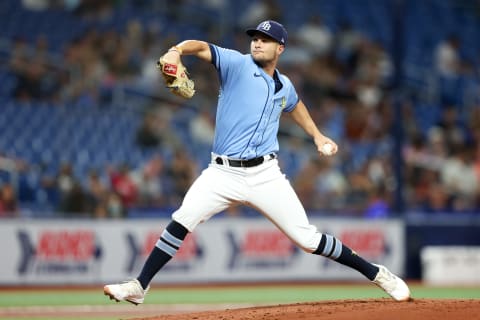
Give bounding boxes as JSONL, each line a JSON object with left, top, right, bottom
{"left": 157, "top": 57, "right": 195, "bottom": 99}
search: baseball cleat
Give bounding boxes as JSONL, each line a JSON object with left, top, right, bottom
{"left": 103, "top": 279, "right": 149, "bottom": 305}
{"left": 372, "top": 264, "right": 411, "bottom": 301}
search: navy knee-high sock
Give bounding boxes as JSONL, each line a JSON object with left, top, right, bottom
{"left": 137, "top": 220, "right": 189, "bottom": 289}
{"left": 313, "top": 234, "right": 379, "bottom": 281}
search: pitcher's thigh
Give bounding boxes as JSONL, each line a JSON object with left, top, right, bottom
{"left": 249, "top": 176, "right": 321, "bottom": 252}
{"left": 172, "top": 166, "right": 242, "bottom": 231}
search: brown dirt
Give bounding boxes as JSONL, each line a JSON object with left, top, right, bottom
{"left": 130, "top": 299, "right": 480, "bottom": 320}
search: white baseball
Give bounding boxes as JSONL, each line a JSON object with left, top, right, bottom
{"left": 321, "top": 143, "right": 334, "bottom": 155}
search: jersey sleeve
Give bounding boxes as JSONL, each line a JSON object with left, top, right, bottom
{"left": 282, "top": 75, "right": 300, "bottom": 113}
{"left": 209, "top": 44, "right": 245, "bottom": 83}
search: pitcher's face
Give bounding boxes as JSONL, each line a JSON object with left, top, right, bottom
{"left": 250, "top": 33, "right": 284, "bottom": 64}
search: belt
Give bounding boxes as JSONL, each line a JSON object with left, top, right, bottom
{"left": 214, "top": 153, "right": 276, "bottom": 168}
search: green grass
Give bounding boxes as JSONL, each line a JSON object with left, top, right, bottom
{"left": 1, "top": 284, "right": 479, "bottom": 307}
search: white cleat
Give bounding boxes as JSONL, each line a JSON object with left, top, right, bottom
{"left": 372, "top": 264, "right": 411, "bottom": 301}
{"left": 103, "top": 279, "right": 149, "bottom": 305}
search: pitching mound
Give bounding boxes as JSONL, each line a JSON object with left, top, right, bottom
{"left": 131, "top": 299, "right": 480, "bottom": 320}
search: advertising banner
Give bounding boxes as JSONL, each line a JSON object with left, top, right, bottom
{"left": 0, "top": 217, "right": 404, "bottom": 285}
{"left": 421, "top": 246, "right": 480, "bottom": 285}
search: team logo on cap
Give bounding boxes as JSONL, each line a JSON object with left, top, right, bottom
{"left": 260, "top": 21, "right": 271, "bottom": 31}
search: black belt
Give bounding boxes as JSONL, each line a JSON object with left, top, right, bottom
{"left": 215, "top": 153, "right": 276, "bottom": 168}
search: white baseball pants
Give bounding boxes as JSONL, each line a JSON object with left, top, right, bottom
{"left": 172, "top": 157, "right": 322, "bottom": 253}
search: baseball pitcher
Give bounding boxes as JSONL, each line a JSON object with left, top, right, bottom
{"left": 104, "top": 20, "right": 410, "bottom": 304}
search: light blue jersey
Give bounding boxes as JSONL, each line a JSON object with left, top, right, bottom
{"left": 209, "top": 44, "right": 299, "bottom": 159}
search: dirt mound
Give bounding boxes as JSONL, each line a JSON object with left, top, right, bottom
{"left": 131, "top": 299, "right": 480, "bottom": 320}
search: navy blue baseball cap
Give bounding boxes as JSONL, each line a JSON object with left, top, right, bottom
{"left": 246, "top": 20, "right": 287, "bottom": 46}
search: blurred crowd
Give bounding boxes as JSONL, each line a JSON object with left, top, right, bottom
{"left": 1, "top": 0, "right": 480, "bottom": 218}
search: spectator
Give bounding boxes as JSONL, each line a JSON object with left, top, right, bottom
{"left": 59, "top": 181, "right": 91, "bottom": 215}
{"left": 85, "top": 169, "right": 109, "bottom": 217}
{"left": 423, "top": 180, "right": 450, "bottom": 213}
{"left": 136, "top": 113, "right": 162, "bottom": 148}
{"left": 104, "top": 191, "right": 126, "bottom": 218}
{"left": 56, "top": 163, "right": 75, "bottom": 196}
{"left": 42, "top": 162, "right": 91, "bottom": 215}
{"left": 109, "top": 164, "right": 138, "bottom": 209}
{"left": 313, "top": 157, "right": 348, "bottom": 211}
{"left": 296, "top": 15, "right": 333, "bottom": 57}
{"left": 0, "top": 183, "right": 18, "bottom": 217}
{"left": 278, "top": 33, "right": 313, "bottom": 66}
{"left": 352, "top": 40, "right": 392, "bottom": 109}
{"left": 434, "top": 34, "right": 462, "bottom": 78}
{"left": 131, "top": 155, "right": 165, "bottom": 207}
{"left": 72, "top": 0, "right": 115, "bottom": 21}
{"left": 190, "top": 107, "right": 215, "bottom": 147}
{"left": 21, "top": 0, "right": 49, "bottom": 11}
{"left": 470, "top": 107, "right": 480, "bottom": 200}
{"left": 60, "top": 30, "right": 108, "bottom": 105}
{"left": 165, "top": 149, "right": 197, "bottom": 205}
{"left": 404, "top": 128, "right": 449, "bottom": 211}
{"left": 135, "top": 106, "right": 182, "bottom": 152}
{"left": 344, "top": 169, "right": 374, "bottom": 215}
{"left": 432, "top": 105, "right": 469, "bottom": 151}
{"left": 440, "top": 144, "right": 478, "bottom": 212}
{"left": 364, "top": 184, "right": 389, "bottom": 218}
{"left": 238, "top": 0, "right": 283, "bottom": 29}
{"left": 433, "top": 35, "right": 466, "bottom": 105}
{"left": 334, "top": 21, "right": 364, "bottom": 70}
{"left": 293, "top": 159, "right": 321, "bottom": 210}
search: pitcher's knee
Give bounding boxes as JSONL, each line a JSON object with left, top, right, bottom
{"left": 172, "top": 209, "right": 200, "bottom": 232}
{"left": 298, "top": 244, "right": 315, "bottom": 253}
{"left": 292, "top": 232, "right": 322, "bottom": 253}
